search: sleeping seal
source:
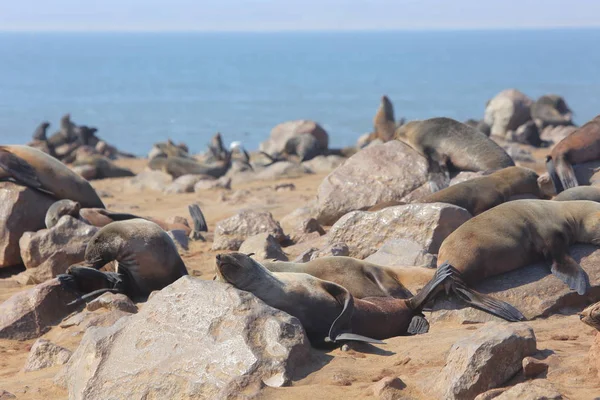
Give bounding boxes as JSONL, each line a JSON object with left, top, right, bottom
{"left": 58, "top": 219, "right": 188, "bottom": 304}
{"left": 0, "top": 145, "right": 104, "bottom": 208}
{"left": 394, "top": 117, "right": 514, "bottom": 172}
{"left": 554, "top": 186, "right": 600, "bottom": 203}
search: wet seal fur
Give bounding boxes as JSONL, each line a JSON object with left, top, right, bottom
{"left": 546, "top": 115, "right": 600, "bottom": 192}
{"left": 394, "top": 117, "right": 515, "bottom": 173}
{"left": 215, "top": 252, "right": 458, "bottom": 345}
{"left": 0, "top": 144, "right": 104, "bottom": 208}
{"left": 58, "top": 219, "right": 188, "bottom": 305}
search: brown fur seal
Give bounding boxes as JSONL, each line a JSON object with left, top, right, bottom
{"left": 164, "top": 153, "right": 232, "bottom": 178}
{"left": 215, "top": 252, "right": 458, "bottom": 344}
{"left": 579, "top": 302, "right": 600, "bottom": 330}
{"left": 0, "top": 145, "right": 104, "bottom": 208}
{"left": 73, "top": 154, "right": 135, "bottom": 180}
{"left": 554, "top": 186, "right": 600, "bottom": 203}
{"left": 372, "top": 95, "right": 397, "bottom": 142}
{"left": 546, "top": 115, "right": 600, "bottom": 192}
{"left": 57, "top": 219, "right": 188, "bottom": 304}
{"left": 438, "top": 200, "right": 600, "bottom": 302}
{"left": 394, "top": 117, "right": 515, "bottom": 172}
{"left": 32, "top": 122, "right": 50, "bottom": 141}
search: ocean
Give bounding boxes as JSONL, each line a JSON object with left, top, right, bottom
{"left": 1, "top": 29, "right": 599, "bottom": 155}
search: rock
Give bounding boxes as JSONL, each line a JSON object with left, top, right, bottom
{"left": 371, "top": 376, "right": 406, "bottom": 399}
{"left": 0, "top": 279, "right": 77, "bottom": 340}
{"left": 194, "top": 176, "right": 231, "bottom": 191}
{"left": 522, "top": 357, "right": 548, "bottom": 378}
{"left": 279, "top": 206, "right": 318, "bottom": 235}
{"left": 167, "top": 229, "right": 189, "bottom": 252}
{"left": 60, "top": 278, "right": 310, "bottom": 400}
{"left": 260, "top": 120, "right": 328, "bottom": 156}
{"left": 430, "top": 244, "right": 600, "bottom": 323}
{"left": 493, "top": 380, "right": 563, "bottom": 400}
{"left": 540, "top": 125, "right": 577, "bottom": 144}
{"left": 511, "top": 121, "right": 542, "bottom": 147}
{"left": 502, "top": 143, "right": 534, "bottom": 163}
{"left": 257, "top": 162, "right": 313, "bottom": 180}
{"left": 163, "top": 174, "right": 206, "bottom": 194}
{"left": 473, "top": 388, "right": 507, "bottom": 400}
{"left": 329, "top": 203, "right": 471, "bottom": 259}
{"left": 238, "top": 233, "right": 289, "bottom": 262}
{"left": 288, "top": 218, "right": 326, "bottom": 243}
{"left": 126, "top": 170, "right": 173, "bottom": 192}
{"left": 86, "top": 293, "right": 138, "bottom": 314}
{"left": 531, "top": 94, "right": 573, "bottom": 129}
{"left": 316, "top": 141, "right": 434, "bottom": 225}
{"left": 293, "top": 248, "right": 318, "bottom": 262}
{"left": 434, "top": 323, "right": 537, "bottom": 400}
{"left": 357, "top": 133, "right": 372, "bottom": 149}
{"left": 0, "top": 182, "right": 55, "bottom": 268}
{"left": 23, "top": 338, "right": 72, "bottom": 372}
{"left": 590, "top": 333, "right": 600, "bottom": 380}
{"left": 450, "top": 171, "right": 489, "bottom": 186}
{"left": 484, "top": 89, "right": 533, "bottom": 138}
{"left": 302, "top": 155, "right": 346, "bottom": 173}
{"left": 365, "top": 238, "right": 437, "bottom": 268}
{"left": 0, "top": 390, "right": 16, "bottom": 400}
{"left": 19, "top": 216, "right": 99, "bottom": 283}
{"left": 61, "top": 309, "right": 133, "bottom": 331}
{"left": 212, "top": 209, "right": 286, "bottom": 251}
{"left": 310, "top": 243, "right": 350, "bottom": 260}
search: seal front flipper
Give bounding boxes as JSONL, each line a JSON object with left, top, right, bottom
{"left": 407, "top": 315, "right": 429, "bottom": 335}
{"left": 555, "top": 158, "right": 579, "bottom": 190}
{"left": 328, "top": 332, "right": 385, "bottom": 344}
{"left": 550, "top": 255, "right": 590, "bottom": 295}
{"left": 188, "top": 203, "right": 208, "bottom": 232}
{"left": 546, "top": 156, "right": 565, "bottom": 194}
{"left": 0, "top": 148, "right": 44, "bottom": 190}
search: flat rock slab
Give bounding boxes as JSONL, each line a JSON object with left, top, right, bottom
{"left": 212, "top": 209, "right": 286, "bottom": 251}
{"left": 328, "top": 203, "right": 471, "bottom": 259}
{"left": 23, "top": 338, "right": 72, "bottom": 371}
{"left": 430, "top": 244, "right": 600, "bottom": 323}
{"left": 0, "top": 279, "right": 77, "bottom": 340}
{"left": 364, "top": 238, "right": 437, "bottom": 268}
{"left": 316, "top": 141, "right": 432, "bottom": 225}
{"left": 61, "top": 277, "right": 311, "bottom": 400}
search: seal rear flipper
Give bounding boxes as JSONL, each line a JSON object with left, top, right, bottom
{"left": 451, "top": 284, "right": 526, "bottom": 322}
{"left": 407, "top": 315, "right": 429, "bottom": 335}
{"left": 408, "top": 262, "right": 454, "bottom": 311}
{"left": 328, "top": 332, "right": 385, "bottom": 344}
{"left": 551, "top": 256, "right": 590, "bottom": 295}
{"left": 0, "top": 148, "right": 44, "bottom": 191}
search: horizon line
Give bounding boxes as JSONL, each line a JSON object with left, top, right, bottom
{"left": 1, "top": 25, "right": 600, "bottom": 34}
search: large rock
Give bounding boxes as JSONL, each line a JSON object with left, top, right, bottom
{"left": 0, "top": 279, "right": 77, "bottom": 340}
{"left": 540, "top": 125, "right": 577, "bottom": 144}
{"left": 302, "top": 155, "right": 346, "bottom": 173}
{"left": 19, "top": 216, "right": 99, "bottom": 283}
{"left": 484, "top": 89, "right": 533, "bottom": 138}
{"left": 238, "top": 233, "right": 289, "bottom": 261}
{"left": 60, "top": 277, "right": 310, "bottom": 400}
{"left": 434, "top": 323, "right": 536, "bottom": 400}
{"left": 164, "top": 174, "right": 206, "bottom": 194}
{"left": 260, "top": 120, "right": 328, "bottom": 156}
{"left": 431, "top": 244, "right": 600, "bottom": 323}
{"left": 126, "top": 170, "right": 173, "bottom": 192}
{"left": 279, "top": 206, "right": 318, "bottom": 235}
{"left": 23, "top": 338, "right": 72, "bottom": 371}
{"left": 86, "top": 292, "right": 138, "bottom": 314}
{"left": 531, "top": 94, "right": 573, "bottom": 129}
{"left": 316, "top": 141, "right": 432, "bottom": 225}
{"left": 212, "top": 209, "right": 286, "bottom": 251}
{"left": 492, "top": 380, "right": 563, "bottom": 400}
{"left": 0, "top": 182, "right": 55, "bottom": 268}
{"left": 364, "top": 238, "right": 437, "bottom": 268}
{"left": 328, "top": 203, "right": 471, "bottom": 259}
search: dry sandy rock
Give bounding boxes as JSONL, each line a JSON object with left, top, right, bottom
{"left": 302, "top": 155, "right": 346, "bottom": 173}
{"left": 493, "top": 380, "right": 563, "bottom": 400}
{"left": 212, "top": 209, "right": 285, "bottom": 251}
{"left": 483, "top": 89, "right": 532, "bottom": 138}
{"left": 260, "top": 120, "right": 328, "bottom": 156}
{"left": 60, "top": 278, "right": 310, "bottom": 400}
{"left": 163, "top": 174, "right": 206, "bottom": 193}
{"left": 0, "top": 390, "right": 16, "bottom": 400}
{"left": 194, "top": 176, "right": 231, "bottom": 191}
{"left": 23, "top": 338, "right": 72, "bottom": 372}
{"left": 365, "top": 238, "right": 437, "bottom": 268}
{"left": 522, "top": 357, "right": 548, "bottom": 378}
{"left": 86, "top": 292, "right": 138, "bottom": 314}
{"left": 238, "top": 233, "right": 289, "bottom": 261}
{"left": 126, "top": 170, "right": 173, "bottom": 192}
{"left": 328, "top": 203, "right": 471, "bottom": 259}
{"left": 0, "top": 182, "right": 55, "bottom": 268}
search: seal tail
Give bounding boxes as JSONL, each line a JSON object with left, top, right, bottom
{"left": 408, "top": 262, "right": 454, "bottom": 311}
{"left": 445, "top": 265, "right": 526, "bottom": 322}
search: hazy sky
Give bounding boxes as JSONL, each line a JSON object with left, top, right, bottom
{"left": 1, "top": 0, "right": 599, "bottom": 32}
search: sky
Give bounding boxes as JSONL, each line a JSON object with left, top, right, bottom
{"left": 1, "top": 0, "right": 599, "bottom": 32}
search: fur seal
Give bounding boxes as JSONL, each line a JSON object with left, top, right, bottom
{"left": 531, "top": 95, "right": 573, "bottom": 129}
{"left": 58, "top": 219, "right": 188, "bottom": 304}
{"left": 394, "top": 117, "right": 515, "bottom": 172}
{"left": 554, "top": 186, "right": 600, "bottom": 203}
{"left": 0, "top": 145, "right": 104, "bottom": 208}
{"left": 545, "top": 115, "right": 600, "bottom": 192}
{"left": 438, "top": 200, "right": 600, "bottom": 302}
{"left": 32, "top": 122, "right": 50, "bottom": 141}
{"left": 372, "top": 95, "right": 397, "bottom": 142}
{"left": 164, "top": 153, "right": 233, "bottom": 178}
{"left": 215, "top": 252, "right": 458, "bottom": 344}
{"left": 579, "top": 301, "right": 600, "bottom": 330}
{"left": 73, "top": 154, "right": 135, "bottom": 180}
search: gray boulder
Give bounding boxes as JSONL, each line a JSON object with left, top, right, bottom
{"left": 328, "top": 203, "right": 471, "bottom": 259}
{"left": 0, "top": 182, "right": 55, "bottom": 268}
{"left": 60, "top": 278, "right": 310, "bottom": 400}
{"left": 279, "top": 206, "right": 318, "bottom": 236}
{"left": 316, "top": 141, "right": 432, "bottom": 225}
{"left": 483, "top": 89, "right": 532, "bottom": 138}
{"left": 302, "top": 155, "right": 346, "bottom": 173}
{"left": 163, "top": 174, "right": 206, "bottom": 194}
{"left": 126, "top": 170, "right": 173, "bottom": 192}
{"left": 435, "top": 323, "right": 536, "bottom": 400}
{"left": 364, "top": 238, "right": 437, "bottom": 268}
{"left": 491, "top": 380, "right": 563, "bottom": 400}
{"left": 310, "top": 243, "right": 350, "bottom": 260}
{"left": 86, "top": 292, "right": 138, "bottom": 314}
{"left": 23, "top": 338, "right": 72, "bottom": 372}
{"left": 238, "top": 233, "right": 289, "bottom": 262}
{"left": 19, "top": 216, "right": 99, "bottom": 283}
{"left": 194, "top": 176, "right": 231, "bottom": 191}
{"left": 212, "top": 209, "right": 286, "bottom": 251}
{"left": 260, "top": 120, "right": 328, "bottom": 156}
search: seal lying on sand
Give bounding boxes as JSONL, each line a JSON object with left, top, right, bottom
{"left": 369, "top": 166, "right": 546, "bottom": 215}
{"left": 394, "top": 117, "right": 514, "bottom": 173}
{"left": 0, "top": 145, "right": 104, "bottom": 208}
{"left": 72, "top": 154, "right": 135, "bottom": 180}
{"left": 215, "top": 252, "right": 460, "bottom": 344}
{"left": 58, "top": 219, "right": 188, "bottom": 305}
{"left": 553, "top": 186, "right": 600, "bottom": 203}
{"left": 546, "top": 115, "right": 600, "bottom": 192}
{"left": 438, "top": 200, "right": 600, "bottom": 301}
{"left": 45, "top": 199, "right": 207, "bottom": 238}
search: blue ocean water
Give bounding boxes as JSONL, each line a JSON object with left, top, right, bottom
{"left": 0, "top": 30, "right": 599, "bottom": 155}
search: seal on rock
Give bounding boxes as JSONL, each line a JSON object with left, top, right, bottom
{"left": 32, "top": 122, "right": 51, "bottom": 141}
{"left": 0, "top": 145, "right": 105, "bottom": 208}
{"left": 372, "top": 95, "right": 397, "bottom": 142}
{"left": 545, "top": 115, "right": 600, "bottom": 192}
{"left": 58, "top": 219, "right": 189, "bottom": 304}
{"left": 394, "top": 117, "right": 515, "bottom": 172}
{"left": 554, "top": 186, "right": 600, "bottom": 203}
{"left": 215, "top": 252, "right": 459, "bottom": 344}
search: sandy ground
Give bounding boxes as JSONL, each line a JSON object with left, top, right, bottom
{"left": 1, "top": 156, "right": 599, "bottom": 399}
